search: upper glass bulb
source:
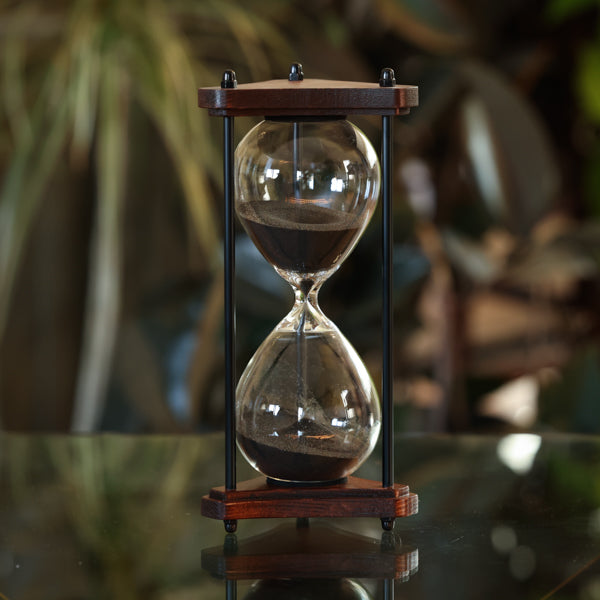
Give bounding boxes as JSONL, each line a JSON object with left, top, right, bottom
{"left": 235, "top": 118, "right": 381, "bottom": 284}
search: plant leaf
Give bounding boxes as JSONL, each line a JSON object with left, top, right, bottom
{"left": 577, "top": 42, "right": 600, "bottom": 125}
{"left": 0, "top": 60, "right": 71, "bottom": 342}
{"left": 546, "top": 0, "right": 600, "bottom": 23}
{"left": 71, "top": 58, "right": 129, "bottom": 432}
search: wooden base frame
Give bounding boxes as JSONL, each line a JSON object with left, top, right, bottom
{"left": 201, "top": 476, "right": 418, "bottom": 532}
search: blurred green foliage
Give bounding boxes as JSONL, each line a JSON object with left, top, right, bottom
{"left": 0, "top": 0, "right": 294, "bottom": 431}
{"left": 1, "top": 0, "right": 600, "bottom": 434}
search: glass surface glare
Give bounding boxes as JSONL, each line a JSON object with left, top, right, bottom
{"left": 235, "top": 118, "right": 381, "bottom": 483}
{"left": 2, "top": 433, "right": 600, "bottom": 598}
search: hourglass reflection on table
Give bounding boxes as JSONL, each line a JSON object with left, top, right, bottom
{"left": 199, "top": 64, "right": 418, "bottom": 532}
{"left": 201, "top": 521, "right": 419, "bottom": 600}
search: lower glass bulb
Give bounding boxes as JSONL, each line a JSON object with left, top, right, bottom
{"left": 236, "top": 302, "right": 380, "bottom": 484}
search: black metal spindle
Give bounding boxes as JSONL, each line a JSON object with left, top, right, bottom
{"left": 380, "top": 68, "right": 396, "bottom": 491}
{"left": 226, "top": 579, "right": 237, "bottom": 600}
{"left": 384, "top": 578, "right": 395, "bottom": 600}
{"left": 222, "top": 70, "right": 237, "bottom": 495}
{"left": 382, "top": 113, "right": 393, "bottom": 489}
{"left": 224, "top": 113, "right": 236, "bottom": 492}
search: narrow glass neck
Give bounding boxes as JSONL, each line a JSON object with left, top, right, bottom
{"left": 273, "top": 277, "right": 337, "bottom": 334}
{"left": 290, "top": 280, "right": 323, "bottom": 331}
{"left": 294, "top": 280, "right": 321, "bottom": 308}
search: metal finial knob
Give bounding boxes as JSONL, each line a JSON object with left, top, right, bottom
{"left": 289, "top": 62, "right": 304, "bottom": 81}
{"left": 221, "top": 69, "right": 237, "bottom": 89}
{"left": 379, "top": 68, "right": 396, "bottom": 88}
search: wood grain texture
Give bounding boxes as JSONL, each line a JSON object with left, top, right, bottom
{"left": 201, "top": 522, "right": 419, "bottom": 580}
{"left": 197, "top": 78, "right": 418, "bottom": 117}
{"left": 201, "top": 476, "right": 418, "bottom": 521}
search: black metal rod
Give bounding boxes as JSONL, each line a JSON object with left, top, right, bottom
{"left": 226, "top": 579, "right": 237, "bottom": 600}
{"left": 293, "top": 121, "right": 301, "bottom": 200}
{"left": 384, "top": 578, "right": 394, "bottom": 600}
{"left": 224, "top": 115, "right": 236, "bottom": 491}
{"left": 382, "top": 114, "right": 394, "bottom": 489}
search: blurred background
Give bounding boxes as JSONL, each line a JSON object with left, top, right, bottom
{"left": 1, "top": 0, "right": 600, "bottom": 434}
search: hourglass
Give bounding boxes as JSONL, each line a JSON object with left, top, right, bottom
{"left": 199, "top": 65, "right": 418, "bottom": 531}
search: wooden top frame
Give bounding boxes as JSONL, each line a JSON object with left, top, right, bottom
{"left": 197, "top": 77, "right": 419, "bottom": 117}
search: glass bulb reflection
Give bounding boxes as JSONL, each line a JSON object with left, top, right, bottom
{"left": 243, "top": 578, "right": 372, "bottom": 600}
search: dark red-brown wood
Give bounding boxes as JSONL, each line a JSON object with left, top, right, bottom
{"left": 201, "top": 476, "right": 418, "bottom": 521}
{"left": 201, "top": 522, "right": 419, "bottom": 580}
{"left": 197, "top": 78, "right": 418, "bottom": 117}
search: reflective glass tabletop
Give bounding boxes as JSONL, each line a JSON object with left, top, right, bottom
{"left": 0, "top": 432, "right": 599, "bottom": 599}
